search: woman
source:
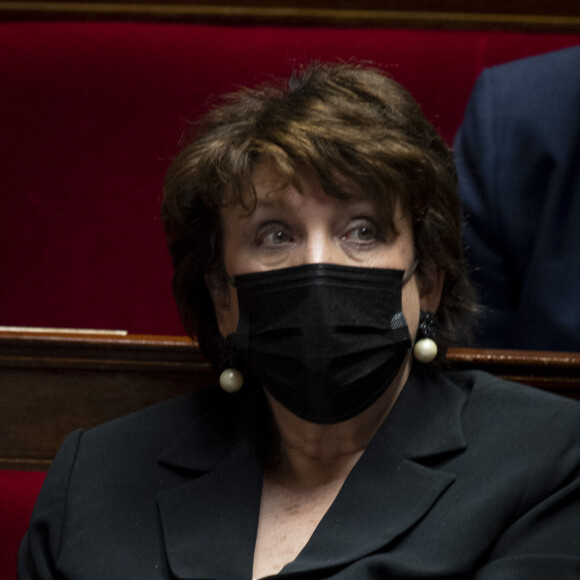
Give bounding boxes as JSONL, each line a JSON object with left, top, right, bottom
{"left": 19, "top": 62, "right": 580, "bottom": 579}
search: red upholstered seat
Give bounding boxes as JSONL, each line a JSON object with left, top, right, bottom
{"left": 0, "top": 471, "right": 46, "bottom": 579}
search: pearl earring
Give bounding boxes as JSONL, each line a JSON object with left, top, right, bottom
{"left": 413, "top": 311, "right": 438, "bottom": 363}
{"left": 219, "top": 368, "right": 244, "bottom": 393}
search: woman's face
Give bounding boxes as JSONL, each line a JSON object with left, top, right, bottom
{"left": 208, "top": 163, "right": 443, "bottom": 338}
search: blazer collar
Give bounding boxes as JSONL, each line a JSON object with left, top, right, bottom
{"left": 158, "top": 409, "right": 239, "bottom": 473}
{"left": 156, "top": 367, "right": 468, "bottom": 579}
{"left": 380, "top": 366, "right": 468, "bottom": 459}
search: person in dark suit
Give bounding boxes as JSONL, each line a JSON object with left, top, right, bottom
{"left": 454, "top": 46, "right": 580, "bottom": 351}
{"left": 19, "top": 62, "right": 580, "bottom": 579}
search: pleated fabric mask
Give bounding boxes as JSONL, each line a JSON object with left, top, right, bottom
{"left": 227, "top": 263, "right": 413, "bottom": 424}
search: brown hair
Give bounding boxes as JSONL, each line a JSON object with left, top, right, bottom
{"left": 162, "top": 61, "right": 476, "bottom": 368}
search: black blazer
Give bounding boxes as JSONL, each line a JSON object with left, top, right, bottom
{"left": 19, "top": 368, "right": 580, "bottom": 579}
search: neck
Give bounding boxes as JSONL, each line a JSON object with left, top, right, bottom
{"left": 265, "top": 355, "right": 412, "bottom": 487}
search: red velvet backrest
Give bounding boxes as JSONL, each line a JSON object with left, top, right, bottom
{"left": 1, "top": 22, "right": 579, "bottom": 335}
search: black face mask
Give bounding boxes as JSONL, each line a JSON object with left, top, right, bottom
{"left": 226, "top": 263, "right": 413, "bottom": 424}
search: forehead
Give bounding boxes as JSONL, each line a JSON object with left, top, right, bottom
{"left": 219, "top": 161, "right": 407, "bottom": 241}
{"left": 251, "top": 162, "right": 295, "bottom": 203}
{"left": 246, "top": 160, "right": 394, "bottom": 211}
{"left": 220, "top": 158, "right": 406, "bottom": 239}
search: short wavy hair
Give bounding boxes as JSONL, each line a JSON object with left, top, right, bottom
{"left": 162, "top": 61, "right": 476, "bottom": 369}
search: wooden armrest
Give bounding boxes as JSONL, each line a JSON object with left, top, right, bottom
{"left": 447, "top": 347, "right": 580, "bottom": 399}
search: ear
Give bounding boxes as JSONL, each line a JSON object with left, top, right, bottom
{"left": 418, "top": 265, "right": 445, "bottom": 313}
{"left": 204, "top": 271, "right": 239, "bottom": 337}
{"left": 204, "top": 271, "right": 230, "bottom": 310}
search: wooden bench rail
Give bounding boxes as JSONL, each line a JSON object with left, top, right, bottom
{"left": 1, "top": 330, "right": 578, "bottom": 470}
{"left": 2, "top": 0, "right": 580, "bottom": 31}
{"left": 448, "top": 347, "right": 580, "bottom": 398}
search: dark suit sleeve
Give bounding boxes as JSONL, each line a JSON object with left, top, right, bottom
{"left": 453, "top": 70, "right": 516, "bottom": 348}
{"left": 454, "top": 47, "right": 580, "bottom": 351}
{"left": 18, "top": 430, "right": 84, "bottom": 580}
{"left": 475, "top": 404, "right": 580, "bottom": 578}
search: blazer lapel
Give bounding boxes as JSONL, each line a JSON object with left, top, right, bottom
{"left": 156, "top": 411, "right": 263, "bottom": 580}
{"left": 282, "top": 433, "right": 456, "bottom": 576}
{"left": 380, "top": 368, "right": 468, "bottom": 461}
{"left": 281, "top": 368, "right": 469, "bottom": 576}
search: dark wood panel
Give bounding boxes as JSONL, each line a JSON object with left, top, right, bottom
{"left": 1, "top": 330, "right": 578, "bottom": 470}
{"left": 1, "top": 0, "right": 580, "bottom": 30}
{"left": 0, "top": 331, "right": 216, "bottom": 470}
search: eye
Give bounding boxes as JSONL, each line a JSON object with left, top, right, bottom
{"left": 348, "top": 225, "right": 375, "bottom": 241}
{"left": 341, "top": 218, "right": 383, "bottom": 246}
{"left": 255, "top": 222, "right": 293, "bottom": 247}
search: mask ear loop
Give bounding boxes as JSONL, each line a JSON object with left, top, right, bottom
{"left": 402, "top": 259, "right": 419, "bottom": 284}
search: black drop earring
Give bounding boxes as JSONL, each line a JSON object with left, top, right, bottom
{"left": 413, "top": 311, "right": 438, "bottom": 363}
